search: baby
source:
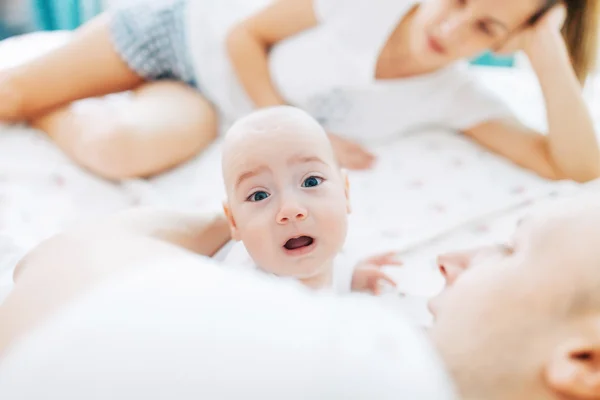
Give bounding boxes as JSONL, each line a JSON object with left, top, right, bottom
{"left": 221, "top": 106, "right": 399, "bottom": 294}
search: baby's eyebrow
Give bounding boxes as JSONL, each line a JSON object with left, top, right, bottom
{"left": 233, "top": 155, "right": 326, "bottom": 190}
{"left": 235, "top": 166, "right": 267, "bottom": 190}
{"left": 288, "top": 155, "right": 327, "bottom": 166}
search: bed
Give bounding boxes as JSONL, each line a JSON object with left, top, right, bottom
{"left": 1, "top": 32, "right": 600, "bottom": 316}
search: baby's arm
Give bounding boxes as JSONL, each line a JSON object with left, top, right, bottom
{"left": 75, "top": 207, "right": 231, "bottom": 257}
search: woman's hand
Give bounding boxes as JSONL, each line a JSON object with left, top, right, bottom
{"left": 327, "top": 132, "right": 376, "bottom": 170}
{"left": 496, "top": 4, "right": 567, "bottom": 58}
{"left": 470, "top": 2, "right": 600, "bottom": 183}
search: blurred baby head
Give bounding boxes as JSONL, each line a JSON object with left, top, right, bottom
{"left": 222, "top": 106, "right": 350, "bottom": 281}
{"left": 429, "top": 194, "right": 600, "bottom": 400}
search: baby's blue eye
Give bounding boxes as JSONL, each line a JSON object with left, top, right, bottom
{"left": 248, "top": 191, "right": 270, "bottom": 202}
{"left": 302, "top": 176, "right": 323, "bottom": 188}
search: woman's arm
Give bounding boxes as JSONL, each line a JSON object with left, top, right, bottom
{"left": 464, "top": 13, "right": 600, "bottom": 183}
{"left": 226, "top": 0, "right": 319, "bottom": 108}
{"left": 227, "top": 0, "right": 376, "bottom": 170}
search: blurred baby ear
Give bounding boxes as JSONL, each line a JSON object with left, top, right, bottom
{"left": 545, "top": 319, "right": 600, "bottom": 400}
{"left": 342, "top": 170, "right": 352, "bottom": 214}
{"left": 222, "top": 202, "right": 241, "bottom": 241}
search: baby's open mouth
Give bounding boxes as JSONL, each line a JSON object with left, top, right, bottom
{"left": 284, "top": 236, "right": 314, "bottom": 251}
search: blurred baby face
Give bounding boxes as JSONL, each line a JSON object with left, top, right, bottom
{"left": 410, "top": 0, "right": 545, "bottom": 64}
{"left": 223, "top": 111, "right": 350, "bottom": 280}
{"left": 428, "top": 199, "right": 600, "bottom": 399}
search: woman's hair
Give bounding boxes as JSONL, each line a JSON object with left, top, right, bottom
{"left": 529, "top": 0, "right": 599, "bottom": 84}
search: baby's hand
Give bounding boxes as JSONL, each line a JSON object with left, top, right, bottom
{"left": 351, "top": 252, "right": 402, "bottom": 295}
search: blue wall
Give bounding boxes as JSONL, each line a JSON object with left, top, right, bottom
{"left": 31, "top": 0, "right": 102, "bottom": 31}
{"left": 471, "top": 51, "right": 515, "bottom": 67}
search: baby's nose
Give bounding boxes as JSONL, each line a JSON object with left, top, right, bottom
{"left": 277, "top": 201, "right": 308, "bottom": 224}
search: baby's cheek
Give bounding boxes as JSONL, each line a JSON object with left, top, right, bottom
{"left": 243, "top": 236, "right": 276, "bottom": 272}
{"left": 321, "top": 205, "right": 348, "bottom": 246}
{"left": 240, "top": 218, "right": 279, "bottom": 267}
{"left": 238, "top": 215, "right": 268, "bottom": 247}
{"left": 240, "top": 213, "right": 270, "bottom": 235}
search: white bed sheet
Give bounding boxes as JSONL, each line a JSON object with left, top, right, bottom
{"left": 1, "top": 32, "right": 600, "bottom": 309}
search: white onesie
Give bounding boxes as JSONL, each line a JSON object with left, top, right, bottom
{"left": 214, "top": 240, "right": 356, "bottom": 294}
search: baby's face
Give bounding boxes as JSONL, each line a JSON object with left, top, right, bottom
{"left": 223, "top": 123, "right": 350, "bottom": 280}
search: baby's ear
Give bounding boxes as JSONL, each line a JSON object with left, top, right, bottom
{"left": 545, "top": 315, "right": 600, "bottom": 400}
{"left": 342, "top": 169, "right": 352, "bottom": 214}
{"left": 222, "top": 201, "right": 241, "bottom": 241}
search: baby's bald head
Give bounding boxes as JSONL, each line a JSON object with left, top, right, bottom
{"left": 430, "top": 194, "right": 600, "bottom": 400}
{"left": 224, "top": 106, "right": 328, "bottom": 144}
{"left": 518, "top": 196, "right": 600, "bottom": 312}
{"left": 222, "top": 106, "right": 336, "bottom": 192}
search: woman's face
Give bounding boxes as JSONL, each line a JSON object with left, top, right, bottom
{"left": 410, "top": 0, "right": 546, "bottom": 64}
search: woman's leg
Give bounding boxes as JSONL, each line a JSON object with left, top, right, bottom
{"left": 0, "top": 14, "right": 143, "bottom": 121}
{"left": 31, "top": 81, "right": 218, "bottom": 179}
{"left": 0, "top": 5, "right": 218, "bottom": 179}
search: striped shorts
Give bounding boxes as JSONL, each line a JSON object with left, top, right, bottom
{"left": 109, "top": 0, "right": 197, "bottom": 86}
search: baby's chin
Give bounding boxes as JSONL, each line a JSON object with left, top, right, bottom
{"left": 269, "top": 263, "right": 331, "bottom": 280}
{"left": 259, "top": 259, "right": 333, "bottom": 286}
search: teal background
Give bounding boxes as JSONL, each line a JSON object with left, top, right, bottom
{"left": 471, "top": 51, "right": 516, "bottom": 67}
{"left": 31, "top": 0, "right": 102, "bottom": 31}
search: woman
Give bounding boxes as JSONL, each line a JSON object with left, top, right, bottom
{"left": 0, "top": 0, "right": 598, "bottom": 181}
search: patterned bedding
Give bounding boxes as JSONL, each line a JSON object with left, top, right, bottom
{"left": 1, "top": 32, "right": 600, "bottom": 310}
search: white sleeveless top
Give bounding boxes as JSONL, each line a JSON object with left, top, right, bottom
{"left": 185, "top": 0, "right": 512, "bottom": 142}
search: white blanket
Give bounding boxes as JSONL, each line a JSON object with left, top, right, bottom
{"left": 1, "top": 32, "right": 600, "bottom": 311}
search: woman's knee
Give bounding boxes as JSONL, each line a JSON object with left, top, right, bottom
{"left": 0, "top": 70, "right": 26, "bottom": 122}
{"left": 71, "top": 118, "right": 216, "bottom": 180}
{"left": 72, "top": 120, "right": 145, "bottom": 180}
{"left": 33, "top": 81, "right": 219, "bottom": 180}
